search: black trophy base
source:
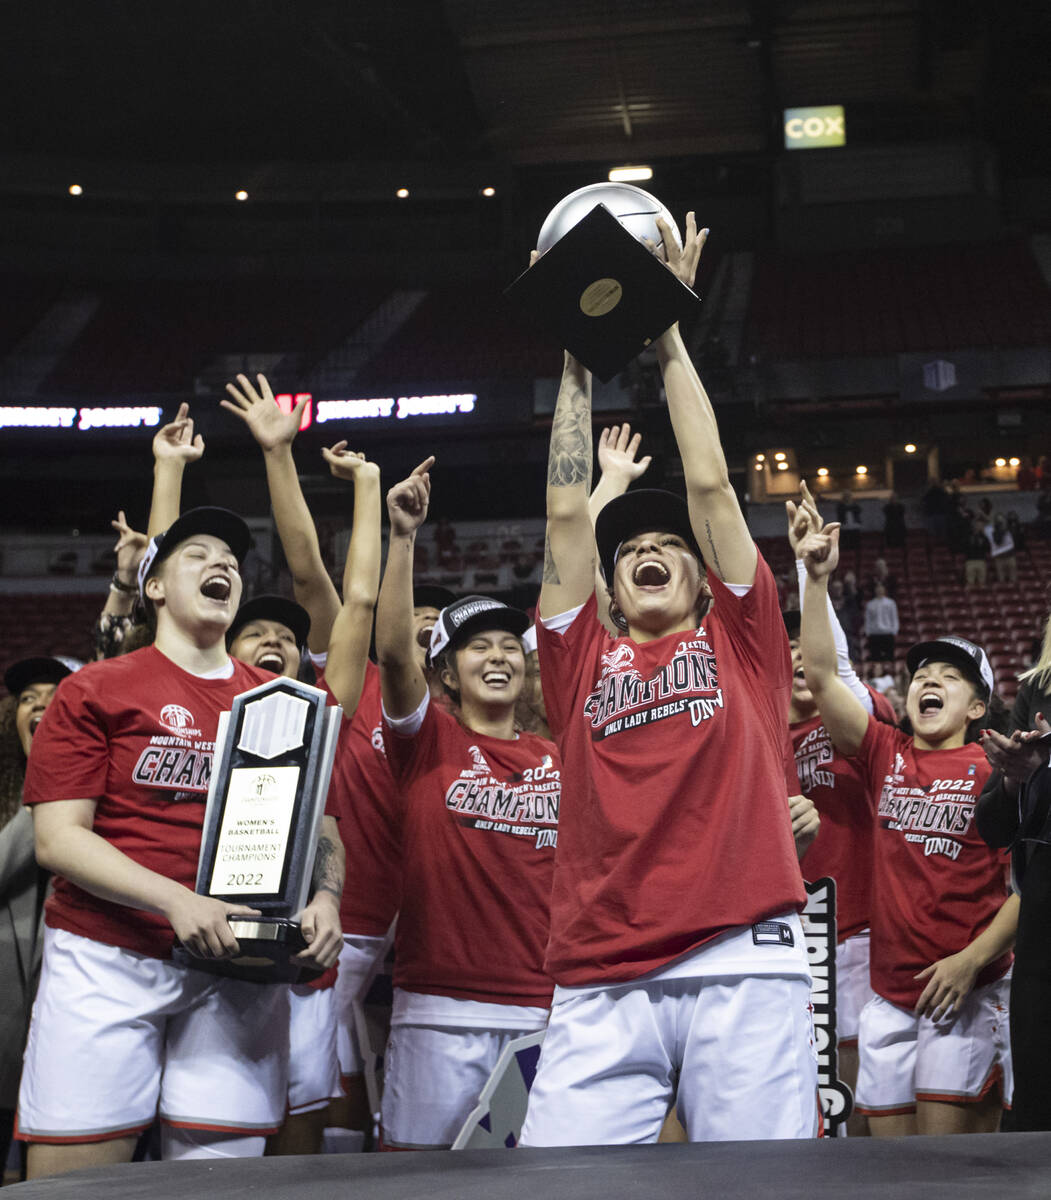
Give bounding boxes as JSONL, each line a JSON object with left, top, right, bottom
{"left": 172, "top": 917, "right": 323, "bottom": 984}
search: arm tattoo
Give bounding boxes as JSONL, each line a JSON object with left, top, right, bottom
{"left": 704, "top": 519, "right": 724, "bottom": 579}
{"left": 547, "top": 379, "right": 593, "bottom": 489}
{"left": 311, "top": 835, "right": 344, "bottom": 901}
{"left": 542, "top": 531, "right": 561, "bottom": 585}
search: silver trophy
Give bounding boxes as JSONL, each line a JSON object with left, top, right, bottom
{"left": 175, "top": 676, "right": 341, "bottom": 983}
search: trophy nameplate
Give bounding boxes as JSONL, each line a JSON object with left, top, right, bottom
{"left": 174, "top": 676, "right": 342, "bottom": 983}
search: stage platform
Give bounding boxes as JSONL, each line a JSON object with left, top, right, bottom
{"left": 10, "top": 1134, "right": 1051, "bottom": 1200}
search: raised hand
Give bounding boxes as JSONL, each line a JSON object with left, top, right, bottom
{"left": 655, "top": 211, "right": 708, "bottom": 290}
{"left": 110, "top": 510, "right": 149, "bottom": 580}
{"left": 322, "top": 441, "right": 380, "bottom": 485}
{"left": 597, "top": 423, "right": 652, "bottom": 488}
{"left": 153, "top": 402, "right": 204, "bottom": 464}
{"left": 221, "top": 372, "right": 305, "bottom": 452}
{"left": 386, "top": 457, "right": 435, "bottom": 537}
{"left": 799, "top": 523, "right": 841, "bottom": 580}
{"left": 981, "top": 713, "right": 1051, "bottom": 784}
{"left": 786, "top": 482, "right": 828, "bottom": 558}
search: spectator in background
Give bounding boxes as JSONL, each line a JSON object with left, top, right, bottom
{"left": 1006, "top": 511, "right": 1027, "bottom": 554}
{"left": 837, "top": 490, "right": 862, "bottom": 552}
{"left": 434, "top": 516, "right": 459, "bottom": 568}
{"left": 947, "top": 487, "right": 974, "bottom": 557}
{"left": 1016, "top": 457, "right": 1037, "bottom": 492}
{"left": 964, "top": 517, "right": 990, "bottom": 589}
{"left": 829, "top": 577, "right": 862, "bottom": 661}
{"left": 1035, "top": 455, "right": 1051, "bottom": 491}
{"left": 922, "top": 478, "right": 950, "bottom": 543}
{"left": 985, "top": 514, "right": 1017, "bottom": 585}
{"left": 868, "top": 557, "right": 898, "bottom": 600}
{"left": 978, "top": 497, "right": 994, "bottom": 523}
{"left": 882, "top": 492, "right": 906, "bottom": 549}
{"left": 864, "top": 583, "right": 899, "bottom": 671}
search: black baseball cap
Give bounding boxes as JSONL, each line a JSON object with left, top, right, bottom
{"left": 413, "top": 585, "right": 457, "bottom": 612}
{"left": 227, "top": 595, "right": 311, "bottom": 648}
{"left": 906, "top": 636, "right": 994, "bottom": 701}
{"left": 428, "top": 595, "right": 530, "bottom": 662}
{"left": 504, "top": 204, "right": 701, "bottom": 383}
{"left": 595, "top": 489, "right": 703, "bottom": 585}
{"left": 4, "top": 655, "right": 81, "bottom": 696}
{"left": 137, "top": 507, "right": 251, "bottom": 600}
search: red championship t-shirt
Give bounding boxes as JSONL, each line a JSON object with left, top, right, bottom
{"left": 536, "top": 557, "right": 806, "bottom": 988}
{"left": 23, "top": 646, "right": 276, "bottom": 960}
{"left": 317, "top": 660, "right": 402, "bottom": 939}
{"left": 383, "top": 697, "right": 559, "bottom": 1008}
{"left": 855, "top": 716, "right": 1010, "bottom": 1009}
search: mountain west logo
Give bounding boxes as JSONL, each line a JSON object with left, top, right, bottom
{"left": 465, "top": 745, "right": 492, "bottom": 777}
{"left": 584, "top": 640, "right": 723, "bottom": 740}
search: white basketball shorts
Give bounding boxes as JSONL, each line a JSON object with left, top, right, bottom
{"left": 287, "top": 983, "right": 342, "bottom": 1115}
{"left": 334, "top": 934, "right": 388, "bottom": 1079}
{"left": 836, "top": 931, "right": 875, "bottom": 1045}
{"left": 18, "top": 927, "right": 289, "bottom": 1143}
{"left": 855, "top": 977, "right": 1012, "bottom": 1116}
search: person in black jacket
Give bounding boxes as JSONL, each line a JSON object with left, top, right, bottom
{"left": 976, "top": 633, "right": 1051, "bottom": 1131}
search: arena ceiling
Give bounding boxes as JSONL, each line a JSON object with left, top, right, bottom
{"left": 0, "top": 0, "right": 1047, "bottom": 196}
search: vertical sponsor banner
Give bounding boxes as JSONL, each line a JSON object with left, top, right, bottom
{"left": 451, "top": 1030, "right": 546, "bottom": 1150}
{"left": 803, "top": 876, "right": 853, "bottom": 1136}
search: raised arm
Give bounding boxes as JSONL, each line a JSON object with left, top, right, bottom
{"left": 376, "top": 458, "right": 434, "bottom": 719}
{"left": 796, "top": 514, "right": 870, "bottom": 756}
{"left": 653, "top": 217, "right": 755, "bottom": 587}
{"left": 221, "top": 373, "right": 340, "bottom": 654}
{"left": 539, "top": 352, "right": 596, "bottom": 619}
{"left": 588, "top": 424, "right": 652, "bottom": 634}
{"left": 94, "top": 510, "right": 148, "bottom": 660}
{"left": 319, "top": 444, "right": 382, "bottom": 719}
{"left": 148, "top": 403, "right": 204, "bottom": 537}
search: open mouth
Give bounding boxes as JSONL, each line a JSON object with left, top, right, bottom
{"left": 256, "top": 652, "right": 286, "bottom": 673}
{"left": 632, "top": 560, "right": 670, "bottom": 588}
{"left": 918, "top": 692, "right": 944, "bottom": 715}
{"left": 482, "top": 670, "right": 511, "bottom": 688}
{"left": 200, "top": 574, "right": 231, "bottom": 602}
{"left": 793, "top": 668, "right": 807, "bottom": 682}
{"left": 416, "top": 626, "right": 434, "bottom": 649}
{"left": 29, "top": 715, "right": 43, "bottom": 736}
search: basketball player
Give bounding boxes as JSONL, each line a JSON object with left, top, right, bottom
{"left": 17, "top": 507, "right": 343, "bottom": 1178}
{"left": 520, "top": 214, "right": 818, "bottom": 1146}
{"left": 795, "top": 496, "right": 1016, "bottom": 1136}
{"left": 374, "top": 458, "right": 560, "bottom": 1150}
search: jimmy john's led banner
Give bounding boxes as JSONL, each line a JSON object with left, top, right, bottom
{"left": 783, "top": 106, "right": 846, "bottom": 150}
{"left": 0, "top": 392, "right": 479, "bottom": 433}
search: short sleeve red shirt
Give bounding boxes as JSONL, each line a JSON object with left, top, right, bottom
{"left": 535, "top": 555, "right": 805, "bottom": 987}
{"left": 319, "top": 661, "right": 402, "bottom": 937}
{"left": 855, "top": 716, "right": 1010, "bottom": 1008}
{"left": 23, "top": 646, "right": 274, "bottom": 960}
{"left": 383, "top": 700, "right": 559, "bottom": 1008}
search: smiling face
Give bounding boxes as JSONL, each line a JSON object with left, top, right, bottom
{"left": 145, "top": 534, "right": 242, "bottom": 639}
{"left": 16, "top": 680, "right": 58, "bottom": 757}
{"left": 229, "top": 618, "right": 301, "bottom": 678}
{"left": 906, "top": 659, "right": 986, "bottom": 749}
{"left": 443, "top": 628, "right": 525, "bottom": 712}
{"left": 611, "top": 530, "right": 711, "bottom": 641}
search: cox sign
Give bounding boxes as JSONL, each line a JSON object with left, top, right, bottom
{"left": 784, "top": 106, "right": 845, "bottom": 150}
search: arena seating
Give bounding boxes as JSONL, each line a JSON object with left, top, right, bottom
{"left": 0, "top": 593, "right": 102, "bottom": 671}
{"left": 746, "top": 239, "right": 1051, "bottom": 359}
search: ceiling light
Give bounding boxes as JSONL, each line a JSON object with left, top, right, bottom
{"left": 995, "top": 457, "right": 1006, "bottom": 467}
{"left": 754, "top": 463, "right": 763, "bottom": 472}
{"left": 396, "top": 187, "right": 410, "bottom": 199}
{"left": 856, "top": 465, "right": 868, "bottom": 475}
{"left": 1009, "top": 457, "right": 1020, "bottom": 467}
{"left": 904, "top": 443, "right": 916, "bottom": 454}
{"left": 774, "top": 452, "right": 786, "bottom": 462}
{"left": 608, "top": 166, "right": 653, "bottom": 183}
{"left": 755, "top": 453, "right": 765, "bottom": 463}
{"left": 817, "top": 468, "right": 829, "bottom": 478}
{"left": 777, "top": 461, "right": 789, "bottom": 471}
{"left": 481, "top": 186, "right": 496, "bottom": 197}
{"left": 235, "top": 190, "right": 249, "bottom": 202}
{"left": 68, "top": 184, "right": 83, "bottom": 196}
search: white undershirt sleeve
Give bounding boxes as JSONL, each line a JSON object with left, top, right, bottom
{"left": 795, "top": 559, "right": 873, "bottom": 714}
{"left": 381, "top": 690, "right": 431, "bottom": 737}
{"left": 539, "top": 603, "right": 586, "bottom": 636}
